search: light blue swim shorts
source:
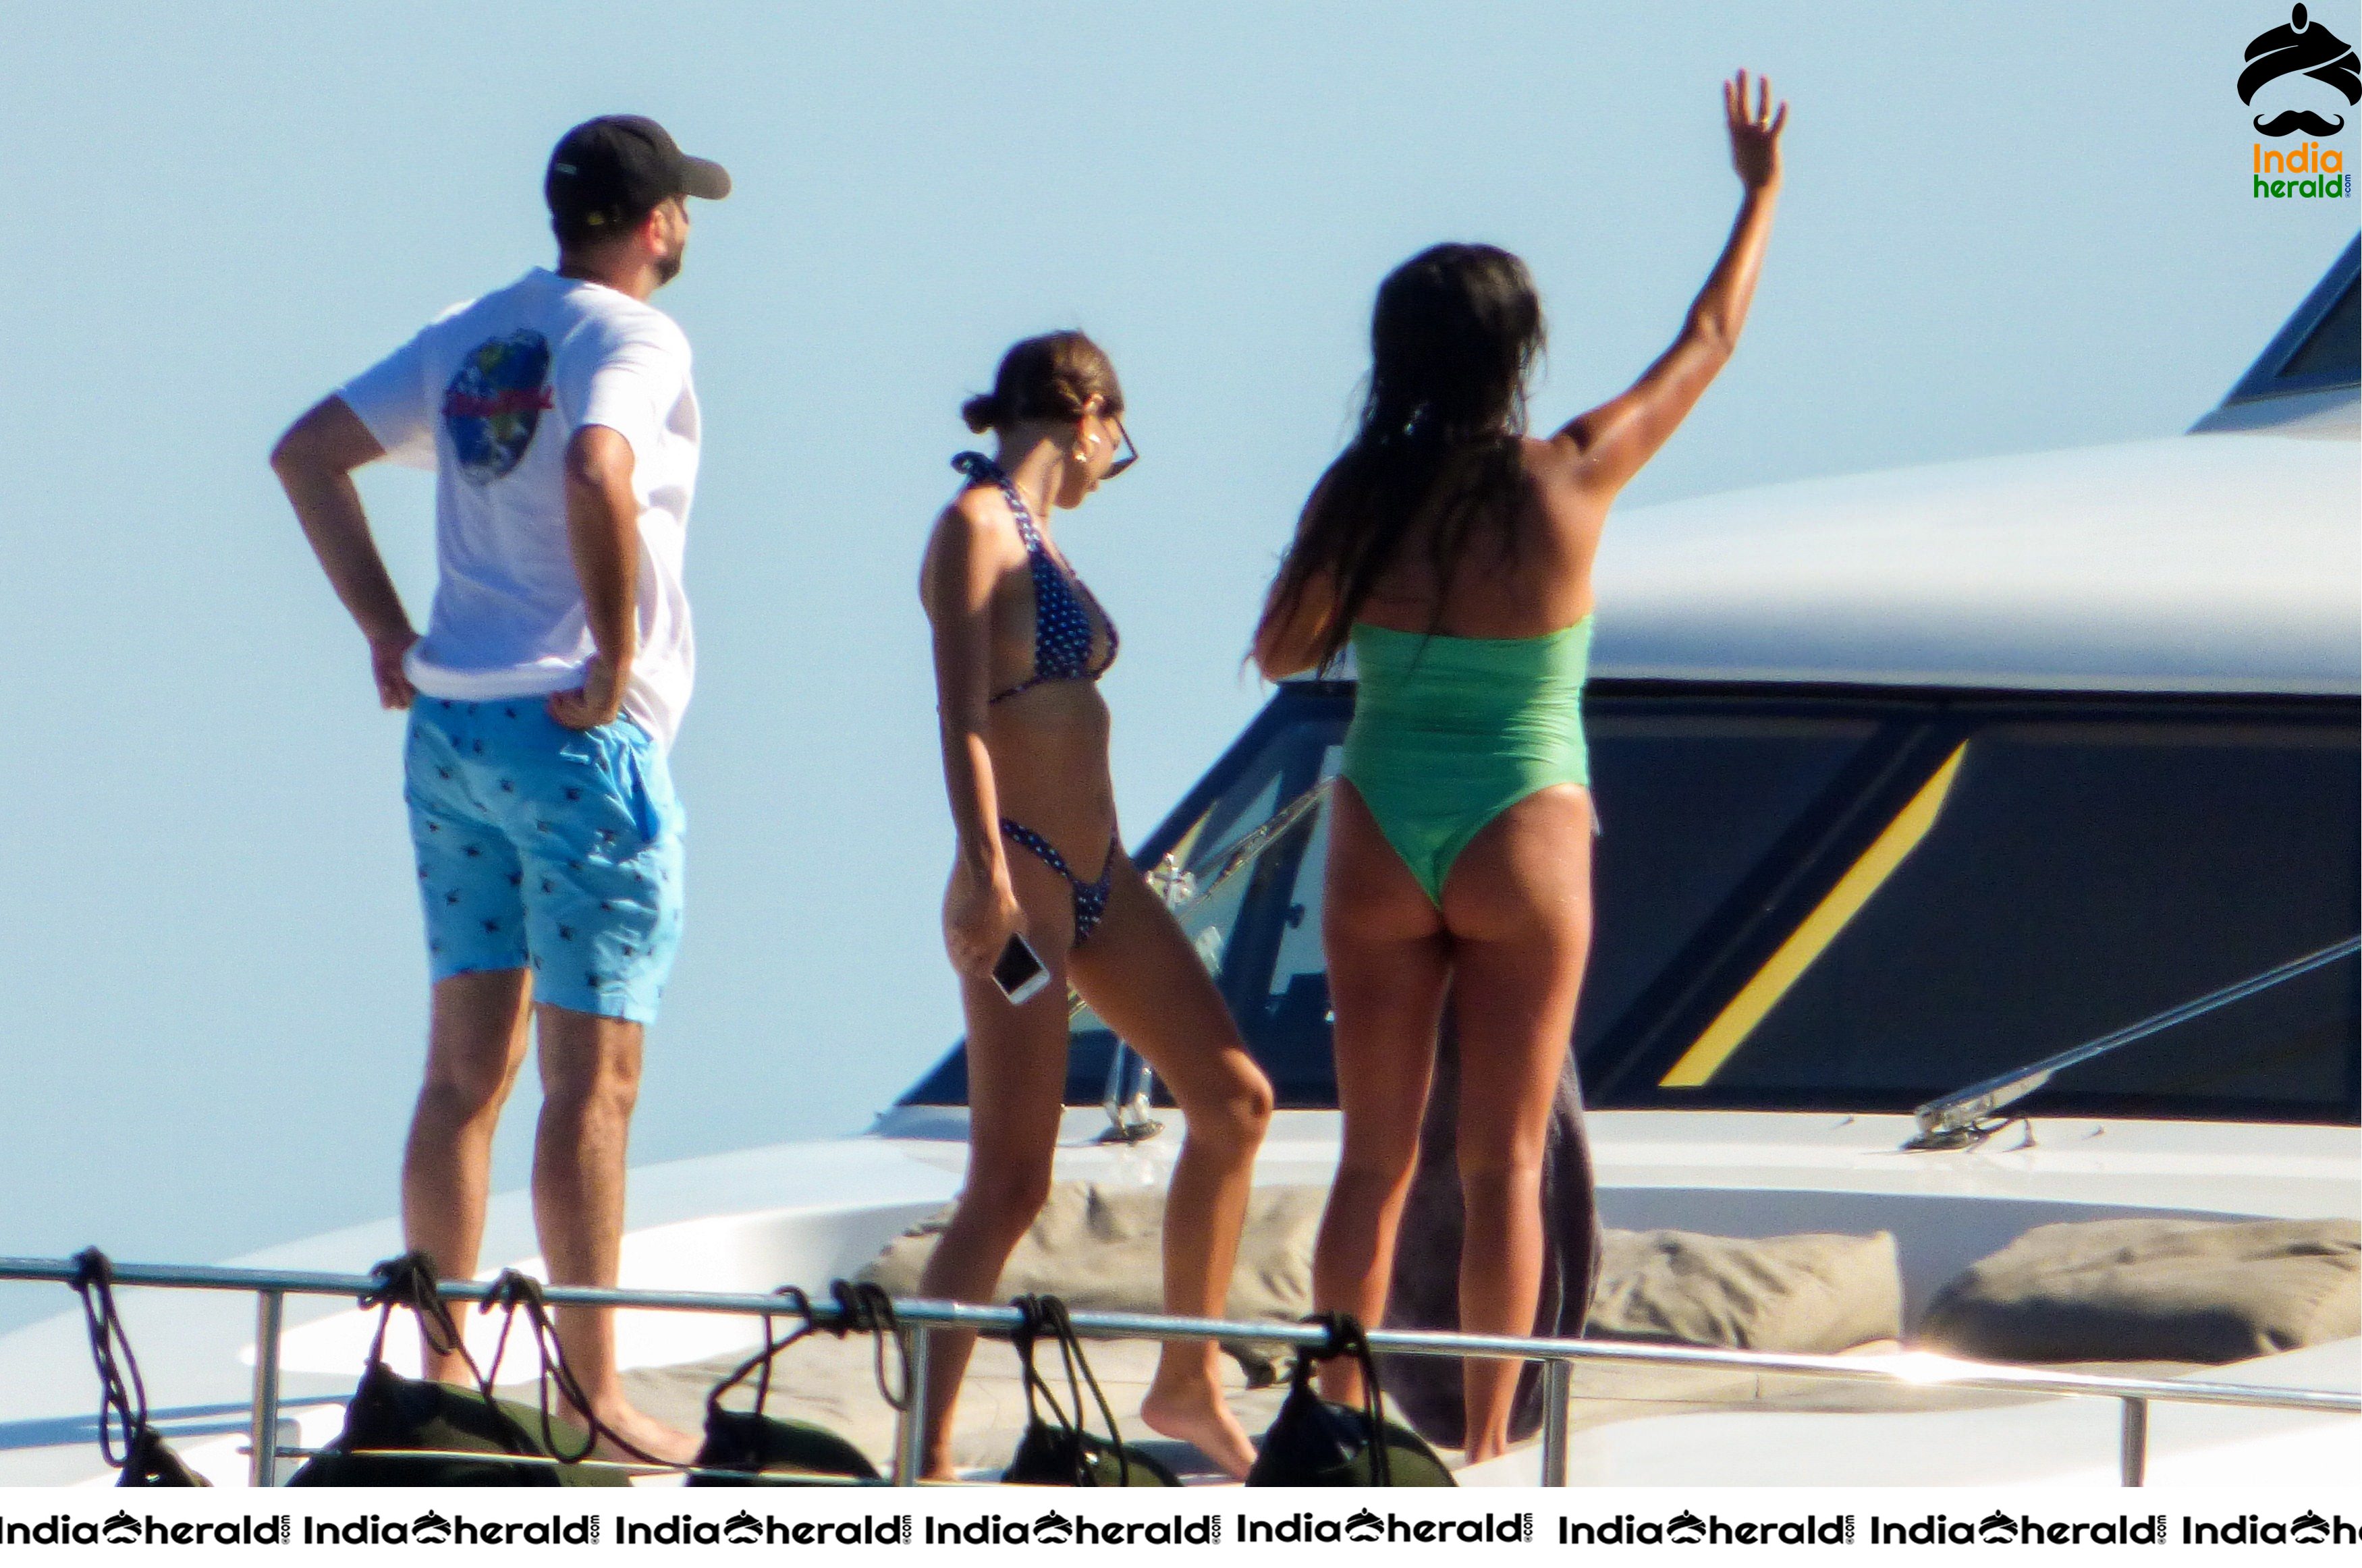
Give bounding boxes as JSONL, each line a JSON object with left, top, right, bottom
{"left": 405, "top": 698, "right": 685, "bottom": 1023}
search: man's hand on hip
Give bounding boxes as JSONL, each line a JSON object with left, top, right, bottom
{"left": 273, "top": 394, "right": 421, "bottom": 708}
{"left": 559, "top": 426, "right": 641, "bottom": 733}
{"left": 370, "top": 629, "right": 422, "bottom": 709}
{"left": 549, "top": 655, "right": 627, "bottom": 730}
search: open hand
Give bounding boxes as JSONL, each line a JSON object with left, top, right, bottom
{"left": 1724, "top": 70, "right": 1787, "bottom": 192}
{"left": 547, "top": 656, "right": 626, "bottom": 730}
{"left": 368, "top": 629, "right": 420, "bottom": 710}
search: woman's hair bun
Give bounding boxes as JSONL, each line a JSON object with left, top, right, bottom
{"left": 962, "top": 331, "right": 1124, "bottom": 437}
{"left": 959, "top": 392, "right": 1002, "bottom": 434}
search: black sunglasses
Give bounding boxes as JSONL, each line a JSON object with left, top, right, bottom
{"left": 1104, "top": 419, "right": 1138, "bottom": 478}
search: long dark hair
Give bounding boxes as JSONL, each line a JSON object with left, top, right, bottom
{"left": 1267, "top": 243, "right": 1544, "bottom": 665}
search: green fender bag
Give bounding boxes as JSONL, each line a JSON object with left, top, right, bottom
{"left": 1245, "top": 1314, "right": 1454, "bottom": 1486}
{"left": 1001, "top": 1294, "right": 1180, "bottom": 1486}
{"left": 688, "top": 1284, "right": 887, "bottom": 1487}
{"left": 284, "top": 1255, "right": 627, "bottom": 1487}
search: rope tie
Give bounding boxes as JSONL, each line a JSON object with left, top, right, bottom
{"left": 69, "top": 1249, "right": 149, "bottom": 1473}
{"left": 478, "top": 1269, "right": 682, "bottom": 1472}
{"left": 358, "top": 1252, "right": 471, "bottom": 1371}
{"left": 707, "top": 1287, "right": 818, "bottom": 1421}
{"left": 828, "top": 1279, "right": 910, "bottom": 1411}
{"left": 1012, "top": 1293, "right": 1131, "bottom": 1485}
{"left": 1300, "top": 1310, "right": 1392, "bottom": 1486}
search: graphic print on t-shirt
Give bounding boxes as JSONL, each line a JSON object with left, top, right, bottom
{"left": 441, "top": 330, "right": 555, "bottom": 484}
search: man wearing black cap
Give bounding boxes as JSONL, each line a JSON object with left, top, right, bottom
{"left": 271, "top": 116, "right": 729, "bottom": 1461}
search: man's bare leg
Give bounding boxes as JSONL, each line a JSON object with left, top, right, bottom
{"left": 402, "top": 970, "right": 534, "bottom": 1384}
{"left": 531, "top": 1002, "right": 699, "bottom": 1464}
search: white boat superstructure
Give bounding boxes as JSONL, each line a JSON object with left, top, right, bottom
{"left": 1589, "top": 424, "right": 2358, "bottom": 696}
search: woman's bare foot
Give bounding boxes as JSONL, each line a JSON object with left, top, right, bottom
{"left": 567, "top": 1395, "right": 703, "bottom": 1468}
{"left": 1140, "top": 1354, "right": 1257, "bottom": 1479}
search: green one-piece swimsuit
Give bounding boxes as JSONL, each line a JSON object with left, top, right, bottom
{"left": 1341, "top": 617, "right": 1593, "bottom": 905}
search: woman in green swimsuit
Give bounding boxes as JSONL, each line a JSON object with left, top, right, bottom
{"left": 1252, "top": 72, "right": 1787, "bottom": 1463}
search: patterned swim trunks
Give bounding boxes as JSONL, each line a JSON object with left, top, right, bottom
{"left": 404, "top": 698, "right": 685, "bottom": 1023}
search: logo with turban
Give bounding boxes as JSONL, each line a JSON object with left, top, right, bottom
{"left": 2243, "top": 5, "right": 2360, "bottom": 137}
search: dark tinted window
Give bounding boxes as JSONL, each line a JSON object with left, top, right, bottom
{"left": 2276, "top": 278, "right": 2359, "bottom": 385}
{"left": 1230, "top": 748, "right": 1343, "bottom": 1106}
{"left": 1687, "top": 715, "right": 2360, "bottom": 1117}
{"left": 2225, "top": 240, "right": 2360, "bottom": 403}
{"left": 1160, "top": 717, "right": 1344, "bottom": 1107}
{"left": 1577, "top": 708, "right": 1882, "bottom": 1057}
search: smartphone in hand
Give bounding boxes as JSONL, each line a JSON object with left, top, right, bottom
{"left": 993, "top": 932, "right": 1051, "bottom": 1005}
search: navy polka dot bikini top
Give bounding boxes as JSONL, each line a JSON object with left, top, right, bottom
{"left": 954, "top": 451, "right": 1120, "bottom": 704}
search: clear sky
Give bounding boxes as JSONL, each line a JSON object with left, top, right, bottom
{"left": 2, "top": 1, "right": 2353, "bottom": 1330}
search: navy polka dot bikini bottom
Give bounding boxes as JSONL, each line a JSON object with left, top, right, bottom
{"left": 999, "top": 820, "right": 1119, "bottom": 948}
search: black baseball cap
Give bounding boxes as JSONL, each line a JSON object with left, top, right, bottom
{"left": 545, "top": 115, "right": 730, "bottom": 233}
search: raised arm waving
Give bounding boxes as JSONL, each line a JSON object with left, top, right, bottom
{"left": 1554, "top": 71, "right": 1786, "bottom": 500}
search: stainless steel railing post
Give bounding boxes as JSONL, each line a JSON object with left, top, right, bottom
{"left": 891, "top": 1326, "right": 932, "bottom": 1486}
{"left": 2119, "top": 1397, "right": 2147, "bottom": 1486}
{"left": 1540, "top": 1358, "right": 1572, "bottom": 1486}
{"left": 247, "top": 1289, "right": 285, "bottom": 1488}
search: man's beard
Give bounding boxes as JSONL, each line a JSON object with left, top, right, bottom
{"left": 654, "top": 240, "right": 686, "bottom": 287}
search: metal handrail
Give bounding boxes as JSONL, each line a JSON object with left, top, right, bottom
{"left": 5, "top": 1252, "right": 2355, "bottom": 1488}
{"left": 1908, "top": 934, "right": 2362, "bottom": 1148}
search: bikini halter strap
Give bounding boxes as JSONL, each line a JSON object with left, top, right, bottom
{"left": 951, "top": 451, "right": 1045, "bottom": 551}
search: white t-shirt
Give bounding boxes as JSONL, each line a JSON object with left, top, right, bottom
{"left": 339, "top": 267, "right": 699, "bottom": 750}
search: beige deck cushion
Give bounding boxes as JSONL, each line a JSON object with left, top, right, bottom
{"left": 1918, "top": 1216, "right": 2362, "bottom": 1364}
{"left": 861, "top": 1183, "right": 1901, "bottom": 1357}
{"left": 610, "top": 1187, "right": 1911, "bottom": 1470}
{"left": 857, "top": 1181, "right": 1325, "bottom": 1324}
{"left": 1586, "top": 1229, "right": 1904, "bottom": 1353}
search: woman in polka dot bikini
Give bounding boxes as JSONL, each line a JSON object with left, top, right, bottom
{"left": 915, "top": 331, "right": 1275, "bottom": 1478}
